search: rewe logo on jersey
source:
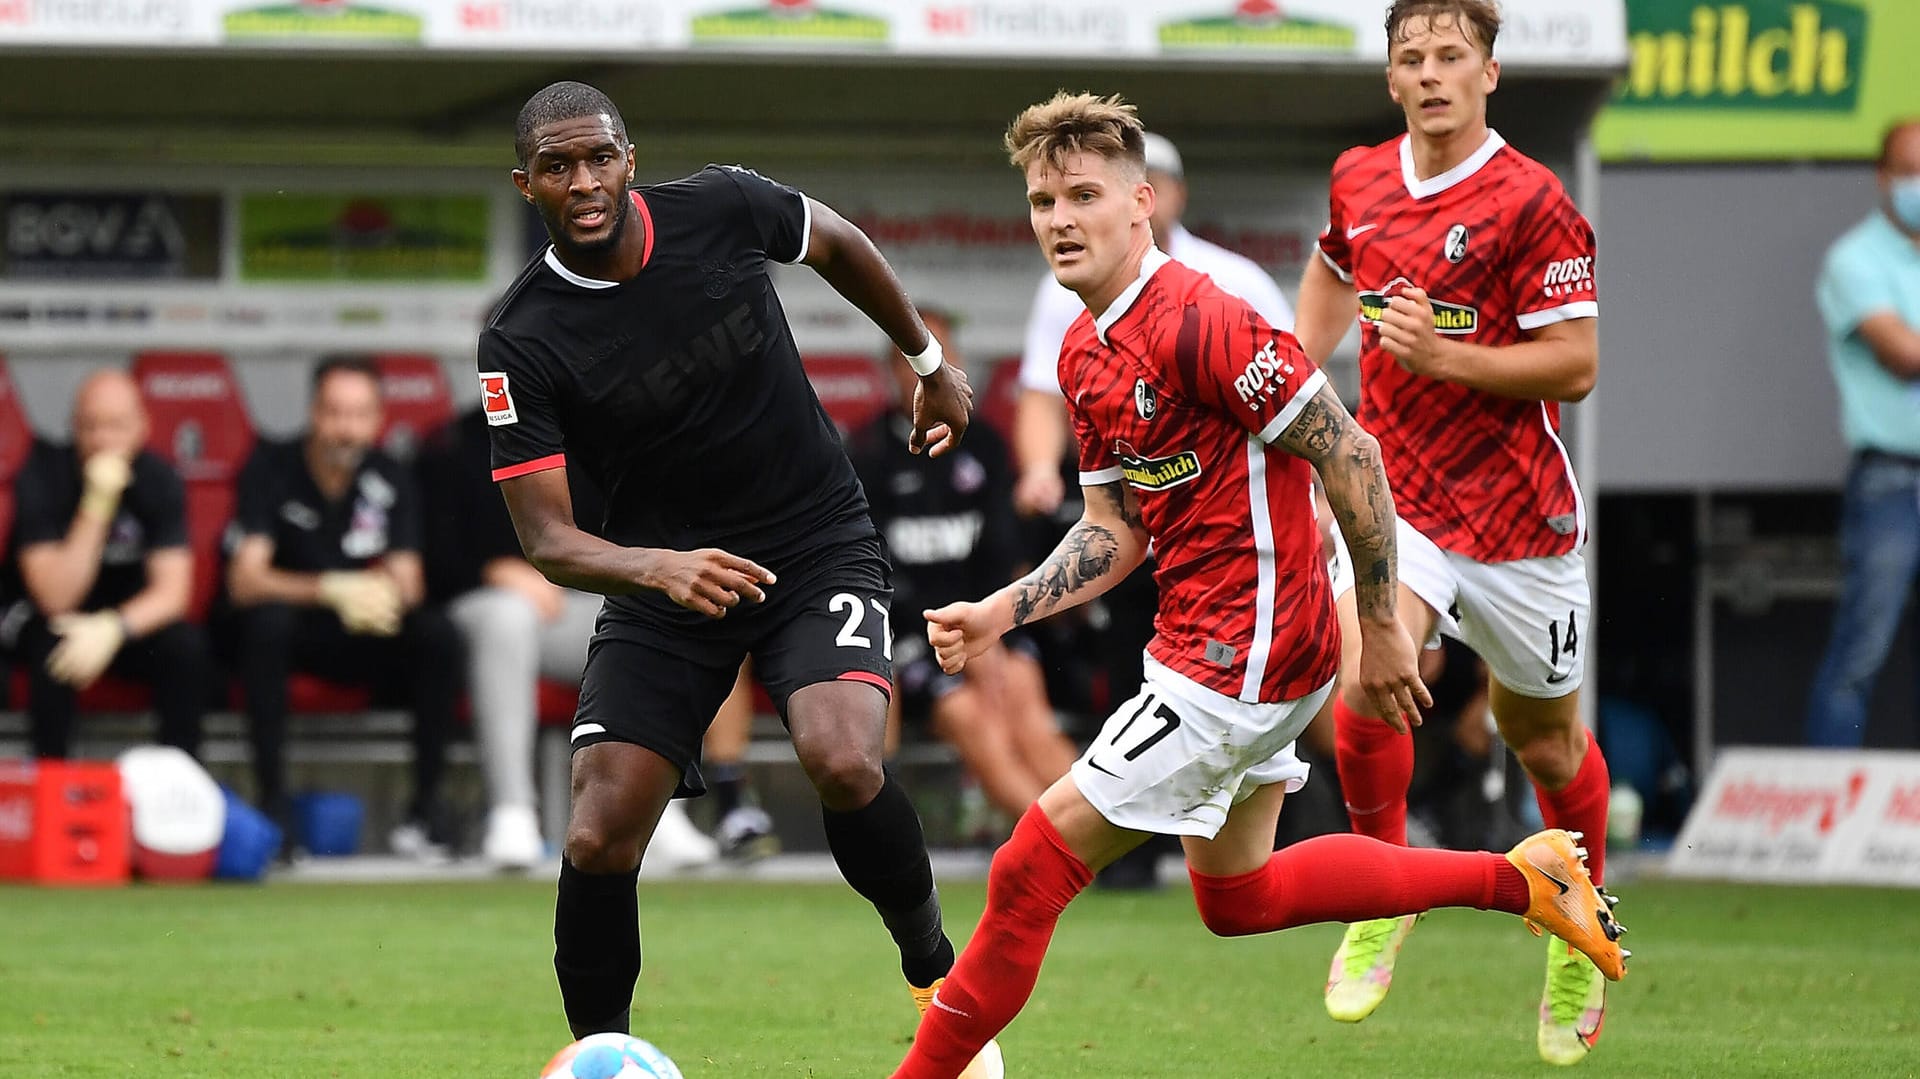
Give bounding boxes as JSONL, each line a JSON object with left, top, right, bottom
{"left": 1357, "top": 278, "right": 1479, "bottom": 336}
{"left": 1114, "top": 440, "right": 1202, "bottom": 492}
{"left": 479, "top": 371, "right": 517, "bottom": 426}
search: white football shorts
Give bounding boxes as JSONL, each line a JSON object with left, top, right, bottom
{"left": 1071, "top": 659, "right": 1333, "bottom": 839}
{"left": 1331, "top": 518, "right": 1589, "bottom": 699}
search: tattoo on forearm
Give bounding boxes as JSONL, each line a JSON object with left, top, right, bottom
{"left": 1286, "top": 393, "right": 1343, "bottom": 460}
{"left": 1280, "top": 386, "right": 1399, "bottom": 621}
{"left": 1010, "top": 520, "right": 1119, "bottom": 627}
{"left": 1337, "top": 435, "right": 1399, "bottom": 622}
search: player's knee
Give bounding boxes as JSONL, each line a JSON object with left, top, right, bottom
{"left": 985, "top": 832, "right": 1053, "bottom": 912}
{"left": 563, "top": 822, "right": 642, "bottom": 875}
{"left": 1511, "top": 726, "right": 1582, "bottom": 787}
{"left": 985, "top": 812, "right": 1084, "bottom": 919}
{"left": 803, "top": 742, "right": 883, "bottom": 807}
{"left": 1191, "top": 890, "right": 1261, "bottom": 938}
{"left": 1335, "top": 676, "right": 1373, "bottom": 715}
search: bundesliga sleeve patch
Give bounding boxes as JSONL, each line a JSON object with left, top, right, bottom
{"left": 479, "top": 371, "right": 517, "bottom": 426}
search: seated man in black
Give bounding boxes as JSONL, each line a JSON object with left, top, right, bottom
{"left": 224, "top": 355, "right": 461, "bottom": 858}
{"left": 11, "top": 369, "right": 207, "bottom": 758}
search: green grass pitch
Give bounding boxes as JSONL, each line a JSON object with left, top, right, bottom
{"left": 3, "top": 877, "right": 1915, "bottom": 1077}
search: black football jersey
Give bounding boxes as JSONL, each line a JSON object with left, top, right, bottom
{"left": 481, "top": 165, "right": 874, "bottom": 625}
{"left": 847, "top": 412, "right": 1018, "bottom": 634}
{"left": 10, "top": 444, "right": 189, "bottom": 612}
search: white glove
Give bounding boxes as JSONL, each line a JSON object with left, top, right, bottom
{"left": 318, "top": 571, "right": 403, "bottom": 637}
{"left": 46, "top": 611, "right": 127, "bottom": 688}
{"left": 79, "top": 453, "right": 133, "bottom": 520}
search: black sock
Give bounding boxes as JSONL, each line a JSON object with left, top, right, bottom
{"left": 554, "top": 858, "right": 641, "bottom": 1039}
{"left": 709, "top": 762, "right": 746, "bottom": 818}
{"left": 821, "top": 769, "right": 954, "bottom": 988}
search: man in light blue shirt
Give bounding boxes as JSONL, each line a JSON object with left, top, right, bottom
{"left": 1806, "top": 119, "right": 1920, "bottom": 746}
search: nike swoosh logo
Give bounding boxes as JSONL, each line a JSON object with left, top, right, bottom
{"left": 931, "top": 993, "right": 973, "bottom": 1019}
{"left": 1086, "top": 758, "right": 1122, "bottom": 779}
{"left": 1528, "top": 849, "right": 1573, "bottom": 895}
{"left": 1545, "top": 671, "right": 1571, "bottom": 685}
{"left": 1346, "top": 223, "right": 1380, "bottom": 239}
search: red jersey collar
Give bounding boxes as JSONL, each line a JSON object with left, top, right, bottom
{"left": 1398, "top": 129, "right": 1507, "bottom": 200}
{"left": 1094, "top": 247, "right": 1172, "bottom": 345}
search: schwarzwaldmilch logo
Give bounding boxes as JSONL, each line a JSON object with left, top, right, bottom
{"left": 692, "top": 0, "right": 888, "bottom": 45}
{"left": 1357, "top": 278, "right": 1479, "bottom": 336}
{"left": 1115, "top": 442, "right": 1202, "bottom": 491}
{"left": 1616, "top": 0, "right": 1866, "bottom": 111}
{"left": 223, "top": 0, "right": 423, "bottom": 42}
{"left": 1159, "top": 0, "right": 1356, "bottom": 52}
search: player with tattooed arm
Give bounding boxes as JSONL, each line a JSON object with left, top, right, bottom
{"left": 887, "top": 92, "right": 1626, "bottom": 1079}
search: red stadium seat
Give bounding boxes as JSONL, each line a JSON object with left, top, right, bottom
{"left": 220, "top": 676, "right": 373, "bottom": 715}
{"left": 980, "top": 356, "right": 1023, "bottom": 441}
{"left": 372, "top": 353, "right": 453, "bottom": 461}
{"left": 803, "top": 354, "right": 890, "bottom": 437}
{"left": 133, "top": 351, "right": 256, "bottom": 623}
{"left": 0, "top": 355, "right": 32, "bottom": 548}
{"left": 536, "top": 680, "right": 579, "bottom": 726}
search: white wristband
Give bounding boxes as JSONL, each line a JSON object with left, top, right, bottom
{"left": 904, "top": 336, "right": 944, "bottom": 377}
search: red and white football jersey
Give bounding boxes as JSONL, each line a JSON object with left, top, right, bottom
{"left": 1060, "top": 251, "right": 1338, "bottom": 705}
{"left": 1316, "top": 130, "right": 1594, "bottom": 563}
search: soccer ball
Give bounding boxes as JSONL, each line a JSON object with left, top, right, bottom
{"left": 540, "top": 1032, "right": 684, "bottom": 1079}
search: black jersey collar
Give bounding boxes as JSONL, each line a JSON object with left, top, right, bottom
{"left": 541, "top": 189, "right": 657, "bottom": 290}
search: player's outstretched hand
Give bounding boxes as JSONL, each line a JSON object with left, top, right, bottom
{"left": 1355, "top": 617, "right": 1434, "bottom": 734}
{"left": 911, "top": 364, "right": 974, "bottom": 458}
{"left": 647, "top": 548, "right": 777, "bottom": 619}
{"left": 924, "top": 597, "right": 1007, "bottom": 674}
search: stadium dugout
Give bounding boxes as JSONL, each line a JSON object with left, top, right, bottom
{"left": 0, "top": 0, "right": 1626, "bottom": 847}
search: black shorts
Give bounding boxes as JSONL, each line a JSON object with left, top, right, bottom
{"left": 572, "top": 535, "right": 894, "bottom": 796}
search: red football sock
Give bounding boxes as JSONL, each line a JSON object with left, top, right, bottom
{"left": 1532, "top": 728, "right": 1610, "bottom": 885}
{"left": 891, "top": 806, "right": 1092, "bottom": 1079}
{"left": 1332, "top": 696, "right": 1414, "bottom": 845}
{"left": 1188, "top": 833, "right": 1529, "bottom": 936}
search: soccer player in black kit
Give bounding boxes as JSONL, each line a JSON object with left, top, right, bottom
{"left": 483, "top": 82, "right": 1002, "bottom": 1076}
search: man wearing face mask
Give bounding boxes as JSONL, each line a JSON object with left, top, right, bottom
{"left": 9, "top": 370, "right": 208, "bottom": 760}
{"left": 225, "top": 355, "right": 463, "bottom": 859}
{"left": 1805, "top": 119, "right": 1920, "bottom": 748}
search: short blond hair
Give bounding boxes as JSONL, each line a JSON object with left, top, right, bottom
{"left": 1386, "top": 0, "right": 1501, "bottom": 58}
{"left": 1004, "top": 92, "right": 1147, "bottom": 178}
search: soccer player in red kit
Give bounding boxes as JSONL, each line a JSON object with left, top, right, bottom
{"left": 1295, "top": 2, "right": 1614, "bottom": 1064}
{"left": 888, "top": 91, "right": 1626, "bottom": 1079}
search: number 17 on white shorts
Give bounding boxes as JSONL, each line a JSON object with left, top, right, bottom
{"left": 1070, "top": 659, "right": 1333, "bottom": 841}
